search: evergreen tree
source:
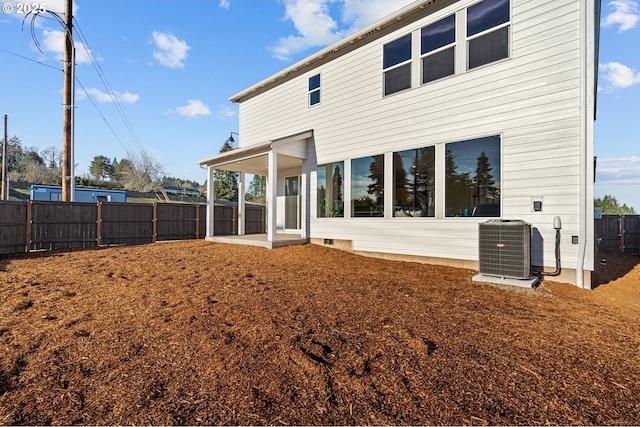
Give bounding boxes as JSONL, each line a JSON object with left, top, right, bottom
{"left": 366, "top": 155, "right": 384, "bottom": 212}
{"left": 331, "top": 164, "right": 343, "bottom": 214}
{"left": 472, "top": 150, "right": 499, "bottom": 204}
{"left": 89, "top": 155, "right": 115, "bottom": 180}
{"left": 0, "top": 136, "right": 24, "bottom": 172}
{"left": 414, "top": 147, "right": 435, "bottom": 216}
{"left": 393, "top": 152, "right": 411, "bottom": 209}
{"left": 213, "top": 138, "right": 238, "bottom": 201}
{"left": 595, "top": 195, "right": 636, "bottom": 215}
{"left": 246, "top": 174, "right": 266, "bottom": 204}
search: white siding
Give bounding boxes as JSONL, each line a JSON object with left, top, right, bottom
{"left": 236, "top": 0, "right": 595, "bottom": 279}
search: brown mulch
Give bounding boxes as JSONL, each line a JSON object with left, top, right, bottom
{"left": 0, "top": 241, "right": 638, "bottom": 425}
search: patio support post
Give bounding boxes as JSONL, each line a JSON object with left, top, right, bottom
{"left": 238, "top": 171, "right": 245, "bottom": 236}
{"left": 267, "top": 150, "right": 278, "bottom": 242}
{"left": 206, "top": 166, "right": 215, "bottom": 238}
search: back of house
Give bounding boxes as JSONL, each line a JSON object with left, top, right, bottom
{"left": 199, "top": 0, "right": 599, "bottom": 288}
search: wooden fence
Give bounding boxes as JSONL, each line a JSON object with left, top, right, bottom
{"left": 0, "top": 201, "right": 265, "bottom": 255}
{"left": 595, "top": 215, "right": 640, "bottom": 254}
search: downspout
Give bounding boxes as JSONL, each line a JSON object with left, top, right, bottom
{"left": 577, "top": 0, "right": 599, "bottom": 289}
{"left": 576, "top": 0, "right": 587, "bottom": 289}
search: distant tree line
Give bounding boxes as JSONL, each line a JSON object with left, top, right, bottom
{"left": 0, "top": 135, "right": 192, "bottom": 192}
{"left": 1, "top": 135, "right": 266, "bottom": 202}
{"left": 595, "top": 195, "right": 636, "bottom": 215}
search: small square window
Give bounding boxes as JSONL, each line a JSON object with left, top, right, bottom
{"left": 309, "top": 74, "right": 320, "bottom": 91}
{"left": 309, "top": 90, "right": 320, "bottom": 106}
{"left": 308, "top": 74, "right": 321, "bottom": 106}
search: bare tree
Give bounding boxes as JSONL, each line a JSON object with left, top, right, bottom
{"left": 119, "top": 150, "right": 165, "bottom": 192}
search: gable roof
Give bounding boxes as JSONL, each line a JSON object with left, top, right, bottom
{"left": 229, "top": 0, "right": 456, "bottom": 103}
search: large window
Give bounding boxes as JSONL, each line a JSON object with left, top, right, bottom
{"left": 309, "top": 74, "right": 321, "bottom": 106}
{"left": 445, "top": 135, "right": 501, "bottom": 217}
{"left": 351, "top": 155, "right": 384, "bottom": 217}
{"left": 317, "top": 162, "right": 344, "bottom": 217}
{"left": 383, "top": 34, "right": 412, "bottom": 96}
{"left": 421, "top": 14, "right": 456, "bottom": 84}
{"left": 393, "top": 147, "right": 435, "bottom": 217}
{"left": 467, "top": 0, "right": 510, "bottom": 69}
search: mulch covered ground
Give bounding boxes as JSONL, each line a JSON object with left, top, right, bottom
{"left": 0, "top": 241, "right": 638, "bottom": 425}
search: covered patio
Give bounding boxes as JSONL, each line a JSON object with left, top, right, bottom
{"left": 197, "top": 130, "right": 314, "bottom": 248}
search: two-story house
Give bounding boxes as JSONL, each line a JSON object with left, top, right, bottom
{"left": 197, "top": 0, "right": 600, "bottom": 288}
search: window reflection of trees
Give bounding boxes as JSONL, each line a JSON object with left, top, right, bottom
{"left": 317, "top": 162, "right": 344, "bottom": 217}
{"left": 394, "top": 147, "right": 435, "bottom": 217}
{"left": 351, "top": 155, "right": 384, "bottom": 217}
{"left": 445, "top": 136, "right": 500, "bottom": 217}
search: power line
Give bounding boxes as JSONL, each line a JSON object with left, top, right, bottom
{"left": 74, "top": 77, "right": 133, "bottom": 160}
{"left": 73, "top": 18, "right": 146, "bottom": 157}
{"left": 0, "top": 48, "right": 63, "bottom": 71}
{"left": 6, "top": 4, "right": 145, "bottom": 167}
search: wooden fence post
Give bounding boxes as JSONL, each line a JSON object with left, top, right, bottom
{"left": 232, "top": 206, "right": 238, "bottom": 235}
{"left": 96, "top": 201, "right": 102, "bottom": 247}
{"left": 25, "top": 200, "right": 32, "bottom": 253}
{"left": 153, "top": 203, "right": 157, "bottom": 243}
{"left": 195, "top": 204, "right": 200, "bottom": 239}
{"left": 621, "top": 215, "right": 625, "bottom": 253}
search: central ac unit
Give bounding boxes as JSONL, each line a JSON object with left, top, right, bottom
{"left": 478, "top": 220, "right": 531, "bottom": 280}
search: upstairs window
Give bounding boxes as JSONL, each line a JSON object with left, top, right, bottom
{"left": 467, "top": 0, "right": 510, "bottom": 69}
{"left": 383, "top": 34, "right": 412, "bottom": 96}
{"left": 421, "top": 14, "right": 456, "bottom": 84}
{"left": 309, "top": 74, "right": 321, "bottom": 106}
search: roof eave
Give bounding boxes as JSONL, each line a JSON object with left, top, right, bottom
{"left": 229, "top": 0, "right": 451, "bottom": 103}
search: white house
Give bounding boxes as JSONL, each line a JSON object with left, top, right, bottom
{"left": 197, "top": 0, "right": 600, "bottom": 288}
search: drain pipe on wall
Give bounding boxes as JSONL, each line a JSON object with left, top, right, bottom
{"left": 534, "top": 216, "right": 562, "bottom": 277}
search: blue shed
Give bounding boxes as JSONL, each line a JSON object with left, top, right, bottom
{"left": 30, "top": 185, "right": 127, "bottom": 203}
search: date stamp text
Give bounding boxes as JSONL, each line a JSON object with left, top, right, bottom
{"left": 2, "top": 3, "right": 47, "bottom": 14}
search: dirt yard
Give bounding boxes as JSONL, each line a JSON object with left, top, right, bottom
{"left": 0, "top": 241, "right": 638, "bottom": 425}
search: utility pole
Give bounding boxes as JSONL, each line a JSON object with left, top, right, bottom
{"left": 61, "top": 0, "right": 73, "bottom": 202}
{"left": 1, "top": 114, "right": 7, "bottom": 201}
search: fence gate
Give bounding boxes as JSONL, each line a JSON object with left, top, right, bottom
{"left": 595, "top": 215, "right": 640, "bottom": 254}
{"left": 622, "top": 215, "right": 640, "bottom": 254}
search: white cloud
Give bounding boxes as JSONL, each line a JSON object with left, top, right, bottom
{"left": 600, "top": 62, "right": 640, "bottom": 88}
{"left": 270, "top": 0, "right": 415, "bottom": 61}
{"left": 41, "top": 29, "right": 91, "bottom": 64}
{"left": 219, "top": 0, "right": 231, "bottom": 9}
{"left": 603, "top": 0, "right": 640, "bottom": 32}
{"left": 270, "top": 0, "right": 343, "bottom": 60}
{"left": 597, "top": 166, "right": 640, "bottom": 182}
{"left": 599, "top": 156, "right": 640, "bottom": 164}
{"left": 218, "top": 105, "right": 237, "bottom": 119}
{"left": 77, "top": 88, "right": 140, "bottom": 104}
{"left": 171, "top": 99, "right": 212, "bottom": 118}
{"left": 151, "top": 31, "right": 191, "bottom": 68}
{"left": 341, "top": 0, "right": 415, "bottom": 30}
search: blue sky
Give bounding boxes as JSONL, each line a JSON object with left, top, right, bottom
{"left": 0, "top": 0, "right": 638, "bottom": 209}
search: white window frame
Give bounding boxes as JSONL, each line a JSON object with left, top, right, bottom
{"left": 466, "top": 0, "right": 511, "bottom": 70}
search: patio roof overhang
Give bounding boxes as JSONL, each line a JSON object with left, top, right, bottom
{"left": 196, "top": 130, "right": 312, "bottom": 175}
